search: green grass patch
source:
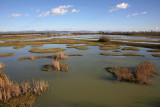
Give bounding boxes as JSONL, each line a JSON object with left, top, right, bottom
{"left": 100, "top": 45, "right": 121, "bottom": 50}
{"left": 29, "top": 48, "right": 66, "bottom": 53}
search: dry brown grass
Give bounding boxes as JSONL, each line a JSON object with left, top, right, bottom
{"left": 107, "top": 66, "right": 134, "bottom": 82}
{"left": 52, "top": 60, "right": 60, "bottom": 71}
{"left": 135, "top": 62, "right": 158, "bottom": 84}
{"left": 0, "top": 71, "right": 49, "bottom": 105}
{"left": 0, "top": 63, "right": 5, "bottom": 69}
{"left": 98, "top": 36, "right": 110, "bottom": 42}
{"left": 52, "top": 52, "right": 68, "bottom": 60}
{"left": 106, "top": 62, "right": 158, "bottom": 84}
{"left": 32, "top": 80, "right": 49, "bottom": 95}
{"left": 30, "top": 55, "right": 35, "bottom": 60}
{"left": 0, "top": 53, "right": 14, "bottom": 57}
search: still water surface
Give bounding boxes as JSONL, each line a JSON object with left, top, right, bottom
{"left": 0, "top": 43, "right": 160, "bottom": 107}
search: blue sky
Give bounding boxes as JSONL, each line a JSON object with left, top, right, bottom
{"left": 0, "top": 0, "right": 160, "bottom": 31}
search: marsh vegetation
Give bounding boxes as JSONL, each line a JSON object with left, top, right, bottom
{"left": 0, "top": 33, "right": 160, "bottom": 106}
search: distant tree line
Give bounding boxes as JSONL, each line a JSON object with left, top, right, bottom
{"left": 98, "top": 31, "right": 160, "bottom": 36}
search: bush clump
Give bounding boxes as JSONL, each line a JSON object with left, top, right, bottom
{"left": 98, "top": 36, "right": 110, "bottom": 42}
{"left": 106, "top": 61, "right": 158, "bottom": 85}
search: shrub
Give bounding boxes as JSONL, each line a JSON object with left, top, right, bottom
{"left": 98, "top": 36, "right": 110, "bottom": 42}
{"left": 135, "top": 61, "right": 158, "bottom": 84}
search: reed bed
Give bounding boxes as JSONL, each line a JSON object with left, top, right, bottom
{"left": 0, "top": 71, "right": 49, "bottom": 104}
{"left": 106, "top": 61, "right": 158, "bottom": 84}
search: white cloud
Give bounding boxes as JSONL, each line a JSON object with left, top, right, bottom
{"left": 109, "top": 2, "right": 129, "bottom": 12}
{"left": 38, "top": 5, "right": 78, "bottom": 17}
{"left": 141, "top": 11, "right": 148, "bottom": 14}
{"left": 38, "top": 11, "right": 50, "bottom": 17}
{"left": 132, "top": 13, "right": 138, "bottom": 16}
{"left": 71, "top": 9, "right": 80, "bottom": 13}
{"left": 8, "top": 13, "right": 21, "bottom": 18}
{"left": 24, "top": 14, "right": 29, "bottom": 16}
{"left": 127, "top": 11, "right": 148, "bottom": 18}
{"left": 35, "top": 9, "right": 40, "bottom": 13}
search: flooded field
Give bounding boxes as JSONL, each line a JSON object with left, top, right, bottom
{"left": 1, "top": 36, "right": 160, "bottom": 107}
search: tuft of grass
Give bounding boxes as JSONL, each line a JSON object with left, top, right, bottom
{"left": 106, "top": 61, "right": 157, "bottom": 84}
{"left": 42, "top": 64, "right": 52, "bottom": 71}
{"left": 147, "top": 49, "right": 160, "bottom": 52}
{"left": 60, "top": 64, "right": 69, "bottom": 72}
{"left": 52, "top": 52, "right": 68, "bottom": 60}
{"left": 107, "top": 66, "right": 134, "bottom": 82}
{"left": 0, "top": 62, "right": 5, "bottom": 69}
{"left": 135, "top": 62, "right": 158, "bottom": 84}
{"left": 0, "top": 71, "right": 49, "bottom": 105}
{"left": 52, "top": 60, "right": 60, "bottom": 71}
{"left": 98, "top": 36, "right": 110, "bottom": 42}
{"left": 29, "top": 48, "right": 66, "bottom": 53}
{"left": 3, "top": 94, "right": 35, "bottom": 107}
{"left": 122, "top": 47, "right": 140, "bottom": 51}
{"left": 152, "top": 54, "right": 160, "bottom": 57}
{"left": 0, "top": 53, "right": 14, "bottom": 57}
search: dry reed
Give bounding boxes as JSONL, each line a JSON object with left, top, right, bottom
{"left": 52, "top": 60, "right": 60, "bottom": 71}
{"left": 135, "top": 61, "right": 158, "bottom": 84}
{"left": 52, "top": 52, "right": 68, "bottom": 60}
{"left": 0, "top": 71, "right": 49, "bottom": 104}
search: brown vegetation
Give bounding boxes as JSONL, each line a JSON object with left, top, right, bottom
{"left": 0, "top": 53, "right": 14, "bottom": 57}
{"left": 106, "top": 62, "right": 158, "bottom": 84}
{"left": 98, "top": 36, "right": 110, "bottom": 42}
{"left": 52, "top": 60, "right": 60, "bottom": 71}
{"left": 0, "top": 63, "right": 5, "bottom": 69}
{"left": 100, "top": 53, "right": 145, "bottom": 57}
{"left": 0, "top": 71, "right": 48, "bottom": 106}
{"left": 147, "top": 49, "right": 160, "bottom": 52}
{"left": 29, "top": 48, "right": 66, "bottom": 53}
{"left": 122, "top": 47, "right": 140, "bottom": 51}
{"left": 52, "top": 52, "right": 68, "bottom": 60}
{"left": 152, "top": 54, "right": 160, "bottom": 57}
{"left": 107, "top": 66, "right": 134, "bottom": 82}
{"left": 134, "top": 62, "right": 158, "bottom": 84}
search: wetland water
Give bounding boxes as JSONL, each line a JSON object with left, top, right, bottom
{"left": 0, "top": 36, "right": 160, "bottom": 107}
